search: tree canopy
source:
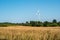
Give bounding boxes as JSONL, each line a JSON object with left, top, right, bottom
{"left": 0, "top": 19, "right": 60, "bottom": 27}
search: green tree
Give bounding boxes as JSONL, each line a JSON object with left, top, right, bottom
{"left": 52, "top": 19, "right": 57, "bottom": 23}
{"left": 43, "top": 21, "right": 49, "bottom": 27}
{"left": 29, "top": 21, "right": 42, "bottom": 26}
{"left": 57, "top": 21, "right": 60, "bottom": 26}
{"left": 30, "top": 21, "right": 36, "bottom": 26}
{"left": 36, "top": 21, "right": 43, "bottom": 26}
{"left": 25, "top": 21, "right": 30, "bottom": 26}
{"left": 50, "top": 23, "right": 58, "bottom": 27}
{"left": 52, "top": 19, "right": 58, "bottom": 27}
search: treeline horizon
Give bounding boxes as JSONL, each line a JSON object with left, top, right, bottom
{"left": 0, "top": 19, "right": 60, "bottom": 27}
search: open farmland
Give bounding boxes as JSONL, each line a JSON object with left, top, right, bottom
{"left": 0, "top": 26, "right": 60, "bottom": 40}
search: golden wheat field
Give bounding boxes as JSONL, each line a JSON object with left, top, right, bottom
{"left": 0, "top": 26, "right": 60, "bottom": 40}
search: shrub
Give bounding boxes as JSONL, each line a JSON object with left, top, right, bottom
{"left": 50, "top": 23, "right": 58, "bottom": 27}
{"left": 0, "top": 24, "right": 8, "bottom": 27}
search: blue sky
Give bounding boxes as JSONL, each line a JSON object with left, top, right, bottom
{"left": 0, "top": 0, "right": 60, "bottom": 23}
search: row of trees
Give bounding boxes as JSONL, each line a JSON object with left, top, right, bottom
{"left": 0, "top": 19, "right": 60, "bottom": 27}
{"left": 23, "top": 19, "right": 60, "bottom": 27}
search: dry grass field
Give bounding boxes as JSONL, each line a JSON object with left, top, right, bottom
{"left": 0, "top": 26, "right": 60, "bottom": 40}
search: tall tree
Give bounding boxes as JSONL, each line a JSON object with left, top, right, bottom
{"left": 43, "top": 21, "right": 49, "bottom": 27}
{"left": 52, "top": 19, "right": 57, "bottom": 23}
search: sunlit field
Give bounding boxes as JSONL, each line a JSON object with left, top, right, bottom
{"left": 0, "top": 26, "right": 60, "bottom": 40}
